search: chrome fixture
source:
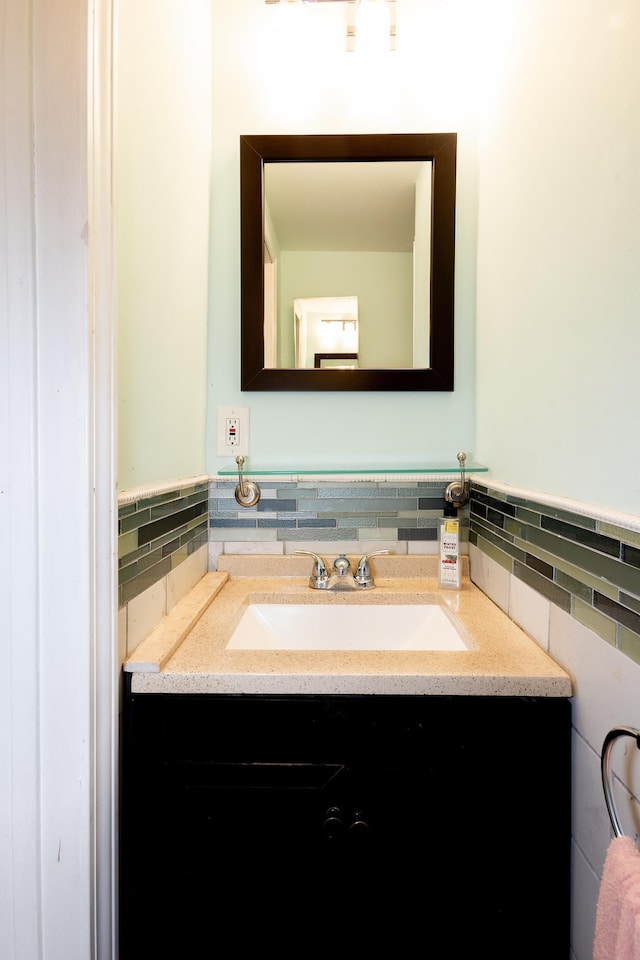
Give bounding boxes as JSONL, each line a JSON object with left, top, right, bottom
{"left": 295, "top": 551, "right": 330, "bottom": 588}
{"left": 354, "top": 549, "right": 389, "bottom": 588}
{"left": 601, "top": 726, "right": 640, "bottom": 838}
{"left": 296, "top": 549, "right": 389, "bottom": 589}
{"left": 444, "top": 451, "right": 470, "bottom": 509}
{"left": 234, "top": 455, "right": 261, "bottom": 508}
{"left": 265, "top": 0, "right": 397, "bottom": 52}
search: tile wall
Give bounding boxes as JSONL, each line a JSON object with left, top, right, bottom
{"left": 118, "top": 480, "right": 210, "bottom": 607}
{"left": 208, "top": 476, "right": 465, "bottom": 548}
{"left": 117, "top": 479, "right": 210, "bottom": 659}
{"left": 470, "top": 480, "right": 640, "bottom": 667}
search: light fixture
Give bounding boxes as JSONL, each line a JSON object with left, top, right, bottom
{"left": 321, "top": 317, "right": 358, "bottom": 332}
{"left": 265, "top": 0, "right": 396, "bottom": 52}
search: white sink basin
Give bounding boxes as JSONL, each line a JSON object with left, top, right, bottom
{"left": 225, "top": 602, "right": 471, "bottom": 651}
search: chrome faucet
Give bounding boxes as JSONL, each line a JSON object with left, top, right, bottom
{"left": 296, "top": 550, "right": 389, "bottom": 590}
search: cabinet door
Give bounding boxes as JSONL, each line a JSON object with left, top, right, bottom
{"left": 120, "top": 691, "right": 571, "bottom": 957}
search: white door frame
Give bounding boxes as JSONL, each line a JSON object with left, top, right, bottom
{"left": 1, "top": 1, "right": 117, "bottom": 957}
{"left": 88, "top": 1, "right": 118, "bottom": 956}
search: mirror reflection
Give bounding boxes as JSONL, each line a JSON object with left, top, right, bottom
{"left": 293, "top": 296, "right": 359, "bottom": 369}
{"left": 264, "top": 162, "right": 431, "bottom": 370}
{"left": 240, "top": 133, "right": 457, "bottom": 392}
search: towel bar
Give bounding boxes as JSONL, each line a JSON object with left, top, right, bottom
{"left": 601, "top": 726, "right": 640, "bottom": 837}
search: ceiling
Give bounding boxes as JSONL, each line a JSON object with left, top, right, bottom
{"left": 264, "top": 159, "right": 426, "bottom": 253}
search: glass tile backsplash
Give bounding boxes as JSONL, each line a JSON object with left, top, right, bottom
{"left": 208, "top": 478, "right": 460, "bottom": 543}
{"left": 118, "top": 475, "right": 640, "bottom": 669}
{"left": 118, "top": 478, "right": 461, "bottom": 605}
{"left": 470, "top": 481, "right": 640, "bottom": 666}
{"left": 118, "top": 482, "right": 209, "bottom": 606}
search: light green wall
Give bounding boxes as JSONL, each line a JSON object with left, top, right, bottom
{"left": 207, "top": 0, "right": 479, "bottom": 472}
{"left": 115, "top": 0, "right": 211, "bottom": 490}
{"left": 277, "top": 251, "right": 413, "bottom": 368}
{"left": 116, "top": 0, "right": 640, "bottom": 515}
{"left": 474, "top": 0, "right": 640, "bottom": 514}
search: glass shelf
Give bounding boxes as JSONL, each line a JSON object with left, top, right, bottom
{"left": 217, "top": 461, "right": 488, "bottom": 478}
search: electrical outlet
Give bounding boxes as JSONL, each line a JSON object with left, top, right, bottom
{"left": 217, "top": 406, "right": 249, "bottom": 456}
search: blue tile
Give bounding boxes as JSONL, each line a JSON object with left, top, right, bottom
{"left": 399, "top": 528, "right": 437, "bottom": 541}
{"left": 209, "top": 518, "right": 258, "bottom": 528}
{"left": 258, "top": 499, "right": 297, "bottom": 512}
{"left": 258, "top": 519, "right": 296, "bottom": 529}
{"left": 297, "top": 518, "right": 338, "bottom": 528}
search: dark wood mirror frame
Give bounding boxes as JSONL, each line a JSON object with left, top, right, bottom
{"left": 240, "top": 132, "right": 457, "bottom": 392}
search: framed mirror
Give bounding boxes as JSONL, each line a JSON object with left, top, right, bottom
{"left": 240, "top": 132, "right": 457, "bottom": 391}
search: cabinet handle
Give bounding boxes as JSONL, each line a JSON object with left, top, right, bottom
{"left": 323, "top": 806, "right": 345, "bottom": 840}
{"left": 349, "top": 810, "right": 370, "bottom": 836}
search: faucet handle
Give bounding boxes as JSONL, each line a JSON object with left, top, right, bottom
{"left": 295, "top": 550, "right": 329, "bottom": 589}
{"left": 355, "top": 550, "right": 390, "bottom": 588}
{"left": 332, "top": 554, "right": 352, "bottom": 577}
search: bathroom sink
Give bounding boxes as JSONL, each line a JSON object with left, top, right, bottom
{"left": 225, "top": 602, "right": 471, "bottom": 651}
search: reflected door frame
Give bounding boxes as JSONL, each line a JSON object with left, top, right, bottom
{"left": 263, "top": 238, "right": 277, "bottom": 367}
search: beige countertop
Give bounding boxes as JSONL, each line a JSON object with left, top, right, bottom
{"left": 124, "top": 554, "right": 573, "bottom": 698}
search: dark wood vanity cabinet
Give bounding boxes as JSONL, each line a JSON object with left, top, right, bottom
{"left": 120, "top": 685, "right": 571, "bottom": 958}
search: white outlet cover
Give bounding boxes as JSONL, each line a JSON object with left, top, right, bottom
{"left": 217, "top": 406, "right": 249, "bottom": 456}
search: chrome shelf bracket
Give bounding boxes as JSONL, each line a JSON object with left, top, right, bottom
{"left": 234, "top": 455, "right": 261, "bottom": 508}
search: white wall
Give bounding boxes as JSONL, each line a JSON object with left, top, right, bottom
{"left": 475, "top": 0, "right": 640, "bottom": 514}
{"left": 115, "top": 0, "right": 211, "bottom": 490}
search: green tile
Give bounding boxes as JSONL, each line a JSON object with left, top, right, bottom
{"left": 472, "top": 514, "right": 515, "bottom": 545}
{"left": 475, "top": 534, "right": 513, "bottom": 572}
{"left": 473, "top": 520, "right": 525, "bottom": 563}
{"left": 483, "top": 487, "right": 508, "bottom": 502}
{"left": 515, "top": 506, "right": 541, "bottom": 527}
{"left": 618, "top": 625, "right": 640, "bottom": 665}
{"left": 307, "top": 498, "right": 419, "bottom": 512}
{"left": 600, "top": 522, "right": 640, "bottom": 550}
{"left": 119, "top": 542, "right": 151, "bottom": 570}
{"left": 145, "top": 489, "right": 188, "bottom": 509}
{"left": 511, "top": 534, "right": 619, "bottom": 603}
{"left": 315, "top": 485, "right": 383, "bottom": 497}
{"left": 504, "top": 517, "right": 530, "bottom": 539}
{"left": 133, "top": 545, "right": 165, "bottom": 577}
{"left": 118, "top": 560, "right": 141, "bottom": 585}
{"left": 337, "top": 517, "right": 378, "bottom": 528}
{"left": 555, "top": 569, "right": 593, "bottom": 605}
{"left": 277, "top": 529, "right": 357, "bottom": 542}
{"left": 621, "top": 592, "right": 640, "bottom": 616}
{"left": 118, "top": 529, "right": 138, "bottom": 559}
{"left": 120, "top": 507, "right": 151, "bottom": 534}
{"left": 142, "top": 514, "right": 206, "bottom": 553}
{"left": 210, "top": 528, "right": 277, "bottom": 542}
{"left": 526, "top": 524, "right": 640, "bottom": 596}
{"left": 514, "top": 561, "right": 571, "bottom": 611}
{"left": 356, "top": 529, "right": 399, "bottom": 541}
{"left": 119, "top": 556, "right": 172, "bottom": 605}
{"left": 572, "top": 597, "right": 617, "bottom": 645}
{"left": 531, "top": 502, "right": 598, "bottom": 531}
